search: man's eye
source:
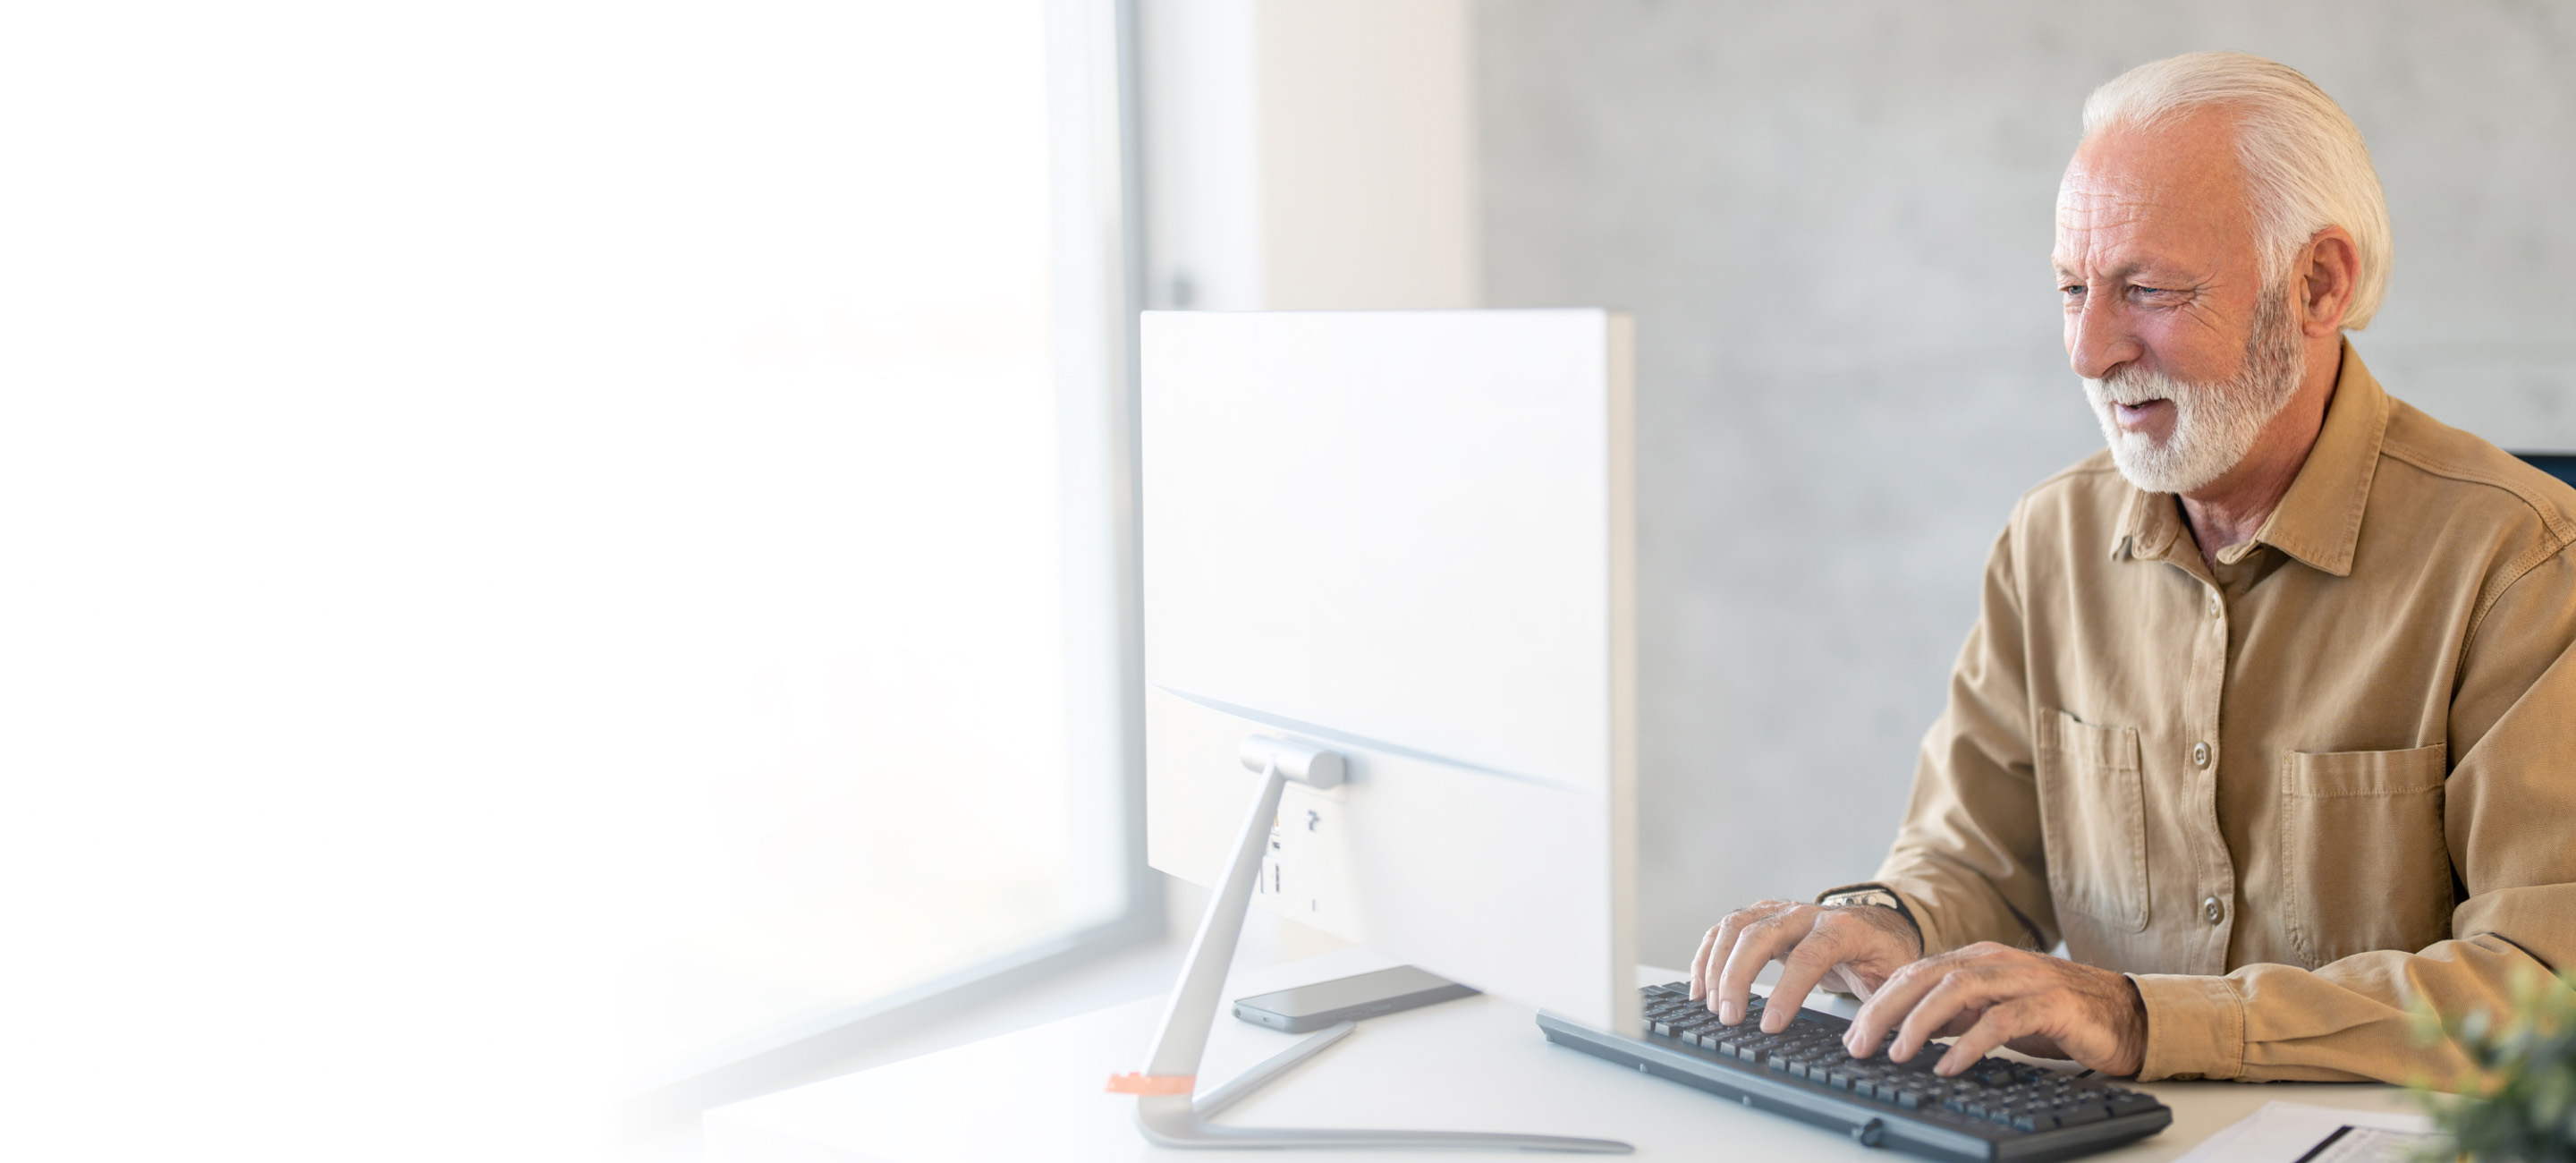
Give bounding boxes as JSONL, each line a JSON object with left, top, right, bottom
{"left": 2061, "top": 284, "right": 2085, "bottom": 297}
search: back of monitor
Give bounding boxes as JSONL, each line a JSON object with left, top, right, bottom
{"left": 1140, "top": 310, "right": 1637, "bottom": 1031}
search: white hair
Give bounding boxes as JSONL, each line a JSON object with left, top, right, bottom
{"left": 2081, "top": 52, "right": 2393, "bottom": 329}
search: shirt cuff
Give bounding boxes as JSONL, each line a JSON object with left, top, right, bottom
{"left": 2130, "top": 972, "right": 2246, "bottom": 1081}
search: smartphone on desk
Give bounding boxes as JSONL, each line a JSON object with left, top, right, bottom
{"left": 1232, "top": 965, "right": 1479, "bottom": 1033}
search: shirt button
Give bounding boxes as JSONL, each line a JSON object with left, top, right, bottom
{"left": 2203, "top": 896, "right": 2225, "bottom": 925}
{"left": 2191, "top": 742, "right": 2211, "bottom": 768}
{"left": 2207, "top": 593, "right": 2222, "bottom": 618}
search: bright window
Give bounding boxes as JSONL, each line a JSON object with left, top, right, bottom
{"left": 0, "top": 1, "right": 1138, "bottom": 1154}
{"left": 594, "top": 0, "right": 1133, "bottom": 1082}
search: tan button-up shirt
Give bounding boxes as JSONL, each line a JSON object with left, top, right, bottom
{"left": 1870, "top": 342, "right": 2576, "bottom": 1083}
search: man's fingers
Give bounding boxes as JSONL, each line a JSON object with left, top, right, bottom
{"left": 1715, "top": 907, "right": 1816, "bottom": 1027}
{"left": 1698, "top": 902, "right": 1790, "bottom": 1014}
{"left": 1851, "top": 945, "right": 1961, "bottom": 1056}
{"left": 1764, "top": 921, "right": 1864, "bottom": 1033}
{"left": 1696, "top": 906, "right": 1767, "bottom": 1001}
{"left": 1840, "top": 947, "right": 2132, "bottom": 1075}
{"left": 1847, "top": 961, "right": 1924, "bottom": 1053}
{"left": 1935, "top": 997, "right": 2047, "bottom": 1075}
{"left": 1691, "top": 913, "right": 1741, "bottom": 1002}
{"left": 1885, "top": 966, "right": 2012, "bottom": 1062}
{"left": 1689, "top": 924, "right": 1722, "bottom": 1000}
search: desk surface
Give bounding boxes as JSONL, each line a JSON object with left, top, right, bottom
{"left": 704, "top": 948, "right": 2415, "bottom": 1162}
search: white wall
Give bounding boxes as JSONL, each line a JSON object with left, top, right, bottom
{"left": 1139, "top": 0, "right": 1480, "bottom": 310}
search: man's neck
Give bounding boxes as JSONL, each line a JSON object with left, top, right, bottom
{"left": 2177, "top": 344, "right": 2343, "bottom": 570}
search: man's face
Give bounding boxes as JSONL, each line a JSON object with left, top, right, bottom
{"left": 2055, "top": 109, "right": 2305, "bottom": 494}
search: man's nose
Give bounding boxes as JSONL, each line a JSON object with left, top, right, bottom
{"left": 2066, "top": 294, "right": 2140, "bottom": 381}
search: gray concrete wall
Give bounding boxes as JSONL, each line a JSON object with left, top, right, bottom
{"left": 1471, "top": 1, "right": 2576, "bottom": 968}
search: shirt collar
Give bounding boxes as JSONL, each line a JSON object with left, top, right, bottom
{"left": 2111, "top": 338, "right": 2390, "bottom": 577}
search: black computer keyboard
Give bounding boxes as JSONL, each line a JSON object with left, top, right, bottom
{"left": 1535, "top": 982, "right": 2171, "bottom": 1162}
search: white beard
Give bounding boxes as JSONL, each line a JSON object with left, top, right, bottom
{"left": 2082, "top": 293, "right": 2307, "bottom": 495}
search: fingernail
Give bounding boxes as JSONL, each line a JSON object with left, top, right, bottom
{"left": 1719, "top": 1000, "right": 1740, "bottom": 1024}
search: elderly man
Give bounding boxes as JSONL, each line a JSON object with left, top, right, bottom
{"left": 1690, "top": 51, "right": 2576, "bottom": 1085}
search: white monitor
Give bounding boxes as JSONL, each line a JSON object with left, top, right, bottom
{"left": 1141, "top": 309, "right": 1640, "bottom": 1035}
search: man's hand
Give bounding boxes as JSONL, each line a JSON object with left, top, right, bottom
{"left": 1843, "top": 941, "right": 2148, "bottom": 1077}
{"left": 1688, "top": 899, "right": 1922, "bottom": 1032}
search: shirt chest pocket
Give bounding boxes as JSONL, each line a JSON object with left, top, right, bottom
{"left": 2036, "top": 710, "right": 2149, "bottom": 932}
{"left": 2282, "top": 743, "right": 2451, "bottom": 970}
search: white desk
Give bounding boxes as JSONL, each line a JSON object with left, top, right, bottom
{"left": 704, "top": 948, "right": 2416, "bottom": 1162}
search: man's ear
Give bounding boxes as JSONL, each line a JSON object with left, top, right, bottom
{"left": 2298, "top": 226, "right": 2360, "bottom": 336}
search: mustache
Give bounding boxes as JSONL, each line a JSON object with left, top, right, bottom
{"left": 2084, "top": 368, "right": 2193, "bottom": 407}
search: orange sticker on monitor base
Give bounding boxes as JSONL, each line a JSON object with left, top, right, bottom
{"left": 1105, "top": 1072, "right": 1196, "bottom": 1096}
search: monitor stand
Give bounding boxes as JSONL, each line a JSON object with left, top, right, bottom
{"left": 1108, "top": 736, "right": 1631, "bottom": 1153}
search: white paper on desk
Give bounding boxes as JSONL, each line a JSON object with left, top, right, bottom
{"left": 2174, "top": 1100, "right": 2442, "bottom": 1163}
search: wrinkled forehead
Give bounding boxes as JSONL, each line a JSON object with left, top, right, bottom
{"left": 2054, "top": 110, "right": 2258, "bottom": 273}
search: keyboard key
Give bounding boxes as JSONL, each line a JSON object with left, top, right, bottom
{"left": 2107, "top": 1094, "right": 2158, "bottom": 1118}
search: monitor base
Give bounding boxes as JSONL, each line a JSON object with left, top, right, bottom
{"left": 1116, "top": 739, "right": 1631, "bottom": 1154}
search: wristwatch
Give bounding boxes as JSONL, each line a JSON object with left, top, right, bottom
{"left": 1817, "top": 884, "right": 1921, "bottom": 940}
